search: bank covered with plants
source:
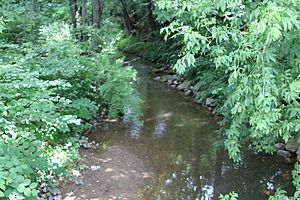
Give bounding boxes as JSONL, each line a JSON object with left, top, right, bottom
{"left": 0, "top": 1, "right": 139, "bottom": 199}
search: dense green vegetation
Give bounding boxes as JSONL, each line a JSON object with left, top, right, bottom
{"left": 1, "top": 0, "right": 299, "bottom": 199}
{"left": 0, "top": 0, "right": 140, "bottom": 199}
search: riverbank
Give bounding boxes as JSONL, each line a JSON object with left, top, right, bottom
{"left": 61, "top": 144, "right": 151, "bottom": 200}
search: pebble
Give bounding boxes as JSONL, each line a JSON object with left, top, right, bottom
{"left": 91, "top": 165, "right": 101, "bottom": 171}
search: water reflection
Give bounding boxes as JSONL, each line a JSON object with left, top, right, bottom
{"left": 153, "top": 111, "right": 169, "bottom": 139}
{"left": 127, "top": 123, "right": 142, "bottom": 139}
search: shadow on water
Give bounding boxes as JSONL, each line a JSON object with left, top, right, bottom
{"left": 88, "top": 59, "right": 294, "bottom": 200}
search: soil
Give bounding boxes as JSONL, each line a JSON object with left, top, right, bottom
{"left": 61, "top": 144, "right": 151, "bottom": 200}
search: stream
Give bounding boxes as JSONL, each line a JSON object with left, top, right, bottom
{"left": 88, "top": 59, "right": 294, "bottom": 200}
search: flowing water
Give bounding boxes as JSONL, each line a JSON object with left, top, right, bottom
{"left": 89, "top": 60, "right": 294, "bottom": 200}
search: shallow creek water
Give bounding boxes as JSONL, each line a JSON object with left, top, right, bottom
{"left": 88, "top": 60, "right": 294, "bottom": 200}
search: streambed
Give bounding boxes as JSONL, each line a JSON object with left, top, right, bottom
{"left": 65, "top": 59, "right": 294, "bottom": 200}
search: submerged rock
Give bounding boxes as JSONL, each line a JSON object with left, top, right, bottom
{"left": 277, "top": 149, "right": 292, "bottom": 158}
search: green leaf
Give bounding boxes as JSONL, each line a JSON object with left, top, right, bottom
{"left": 23, "top": 179, "right": 31, "bottom": 186}
{"left": 24, "top": 187, "right": 31, "bottom": 197}
{"left": 29, "top": 182, "right": 38, "bottom": 189}
{"left": 17, "top": 183, "right": 25, "bottom": 193}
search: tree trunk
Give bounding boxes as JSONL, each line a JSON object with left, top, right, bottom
{"left": 80, "top": 0, "right": 88, "bottom": 41}
{"left": 147, "top": 0, "right": 157, "bottom": 31}
{"left": 69, "top": 0, "right": 77, "bottom": 30}
{"left": 119, "top": 0, "right": 135, "bottom": 34}
{"left": 92, "top": 0, "right": 104, "bottom": 50}
{"left": 92, "top": 0, "right": 103, "bottom": 29}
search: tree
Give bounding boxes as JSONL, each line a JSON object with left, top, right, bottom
{"left": 69, "top": 0, "right": 77, "bottom": 30}
{"left": 80, "top": 0, "right": 88, "bottom": 41}
{"left": 119, "top": 0, "right": 135, "bottom": 34}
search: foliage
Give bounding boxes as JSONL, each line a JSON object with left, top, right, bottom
{"left": 268, "top": 163, "right": 300, "bottom": 200}
{"left": 155, "top": 0, "right": 300, "bottom": 161}
{"left": 218, "top": 191, "right": 239, "bottom": 200}
{"left": 0, "top": 134, "right": 45, "bottom": 199}
{"left": 0, "top": 1, "right": 140, "bottom": 199}
{"left": 118, "top": 34, "right": 180, "bottom": 63}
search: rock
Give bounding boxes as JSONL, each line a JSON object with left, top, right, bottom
{"left": 75, "top": 178, "right": 84, "bottom": 186}
{"left": 297, "top": 147, "right": 300, "bottom": 161}
{"left": 205, "top": 98, "right": 216, "bottom": 107}
{"left": 275, "top": 143, "right": 285, "bottom": 151}
{"left": 91, "top": 165, "right": 101, "bottom": 171}
{"left": 184, "top": 90, "right": 192, "bottom": 96}
{"left": 177, "top": 80, "right": 191, "bottom": 91}
{"left": 277, "top": 149, "right": 292, "bottom": 158}
{"left": 171, "top": 84, "right": 176, "bottom": 88}
{"left": 153, "top": 67, "right": 166, "bottom": 73}
{"left": 153, "top": 76, "right": 160, "bottom": 80}
{"left": 173, "top": 80, "right": 178, "bottom": 85}
{"left": 192, "top": 82, "right": 201, "bottom": 92}
{"left": 167, "top": 79, "right": 172, "bottom": 85}
{"left": 171, "top": 75, "right": 178, "bottom": 81}
{"left": 285, "top": 138, "right": 299, "bottom": 153}
{"left": 161, "top": 75, "right": 173, "bottom": 82}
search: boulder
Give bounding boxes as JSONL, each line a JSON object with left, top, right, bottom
{"left": 277, "top": 149, "right": 292, "bottom": 158}
{"left": 177, "top": 80, "right": 191, "bottom": 91}
{"left": 285, "top": 138, "right": 299, "bottom": 153}
{"left": 173, "top": 80, "right": 178, "bottom": 85}
{"left": 205, "top": 98, "right": 216, "bottom": 107}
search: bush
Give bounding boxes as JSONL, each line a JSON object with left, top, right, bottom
{"left": 0, "top": 21, "right": 140, "bottom": 199}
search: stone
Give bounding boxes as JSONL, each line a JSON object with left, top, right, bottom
{"left": 205, "top": 98, "right": 216, "bottom": 107}
{"left": 153, "top": 67, "right": 166, "bottom": 73}
{"left": 277, "top": 149, "right": 292, "bottom": 158}
{"left": 171, "top": 75, "right": 178, "bottom": 81}
{"left": 153, "top": 76, "right": 160, "bottom": 80}
{"left": 173, "top": 80, "right": 178, "bottom": 85}
{"left": 75, "top": 178, "right": 84, "bottom": 186}
{"left": 167, "top": 79, "right": 172, "bottom": 85}
{"left": 91, "top": 165, "right": 101, "bottom": 171}
{"left": 177, "top": 80, "right": 191, "bottom": 91}
{"left": 297, "top": 146, "right": 300, "bottom": 162}
{"left": 192, "top": 82, "right": 201, "bottom": 92}
{"left": 275, "top": 143, "right": 285, "bottom": 151}
{"left": 161, "top": 75, "right": 173, "bottom": 82}
{"left": 171, "top": 84, "right": 176, "bottom": 88}
{"left": 184, "top": 90, "right": 192, "bottom": 96}
{"left": 285, "top": 138, "right": 299, "bottom": 153}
